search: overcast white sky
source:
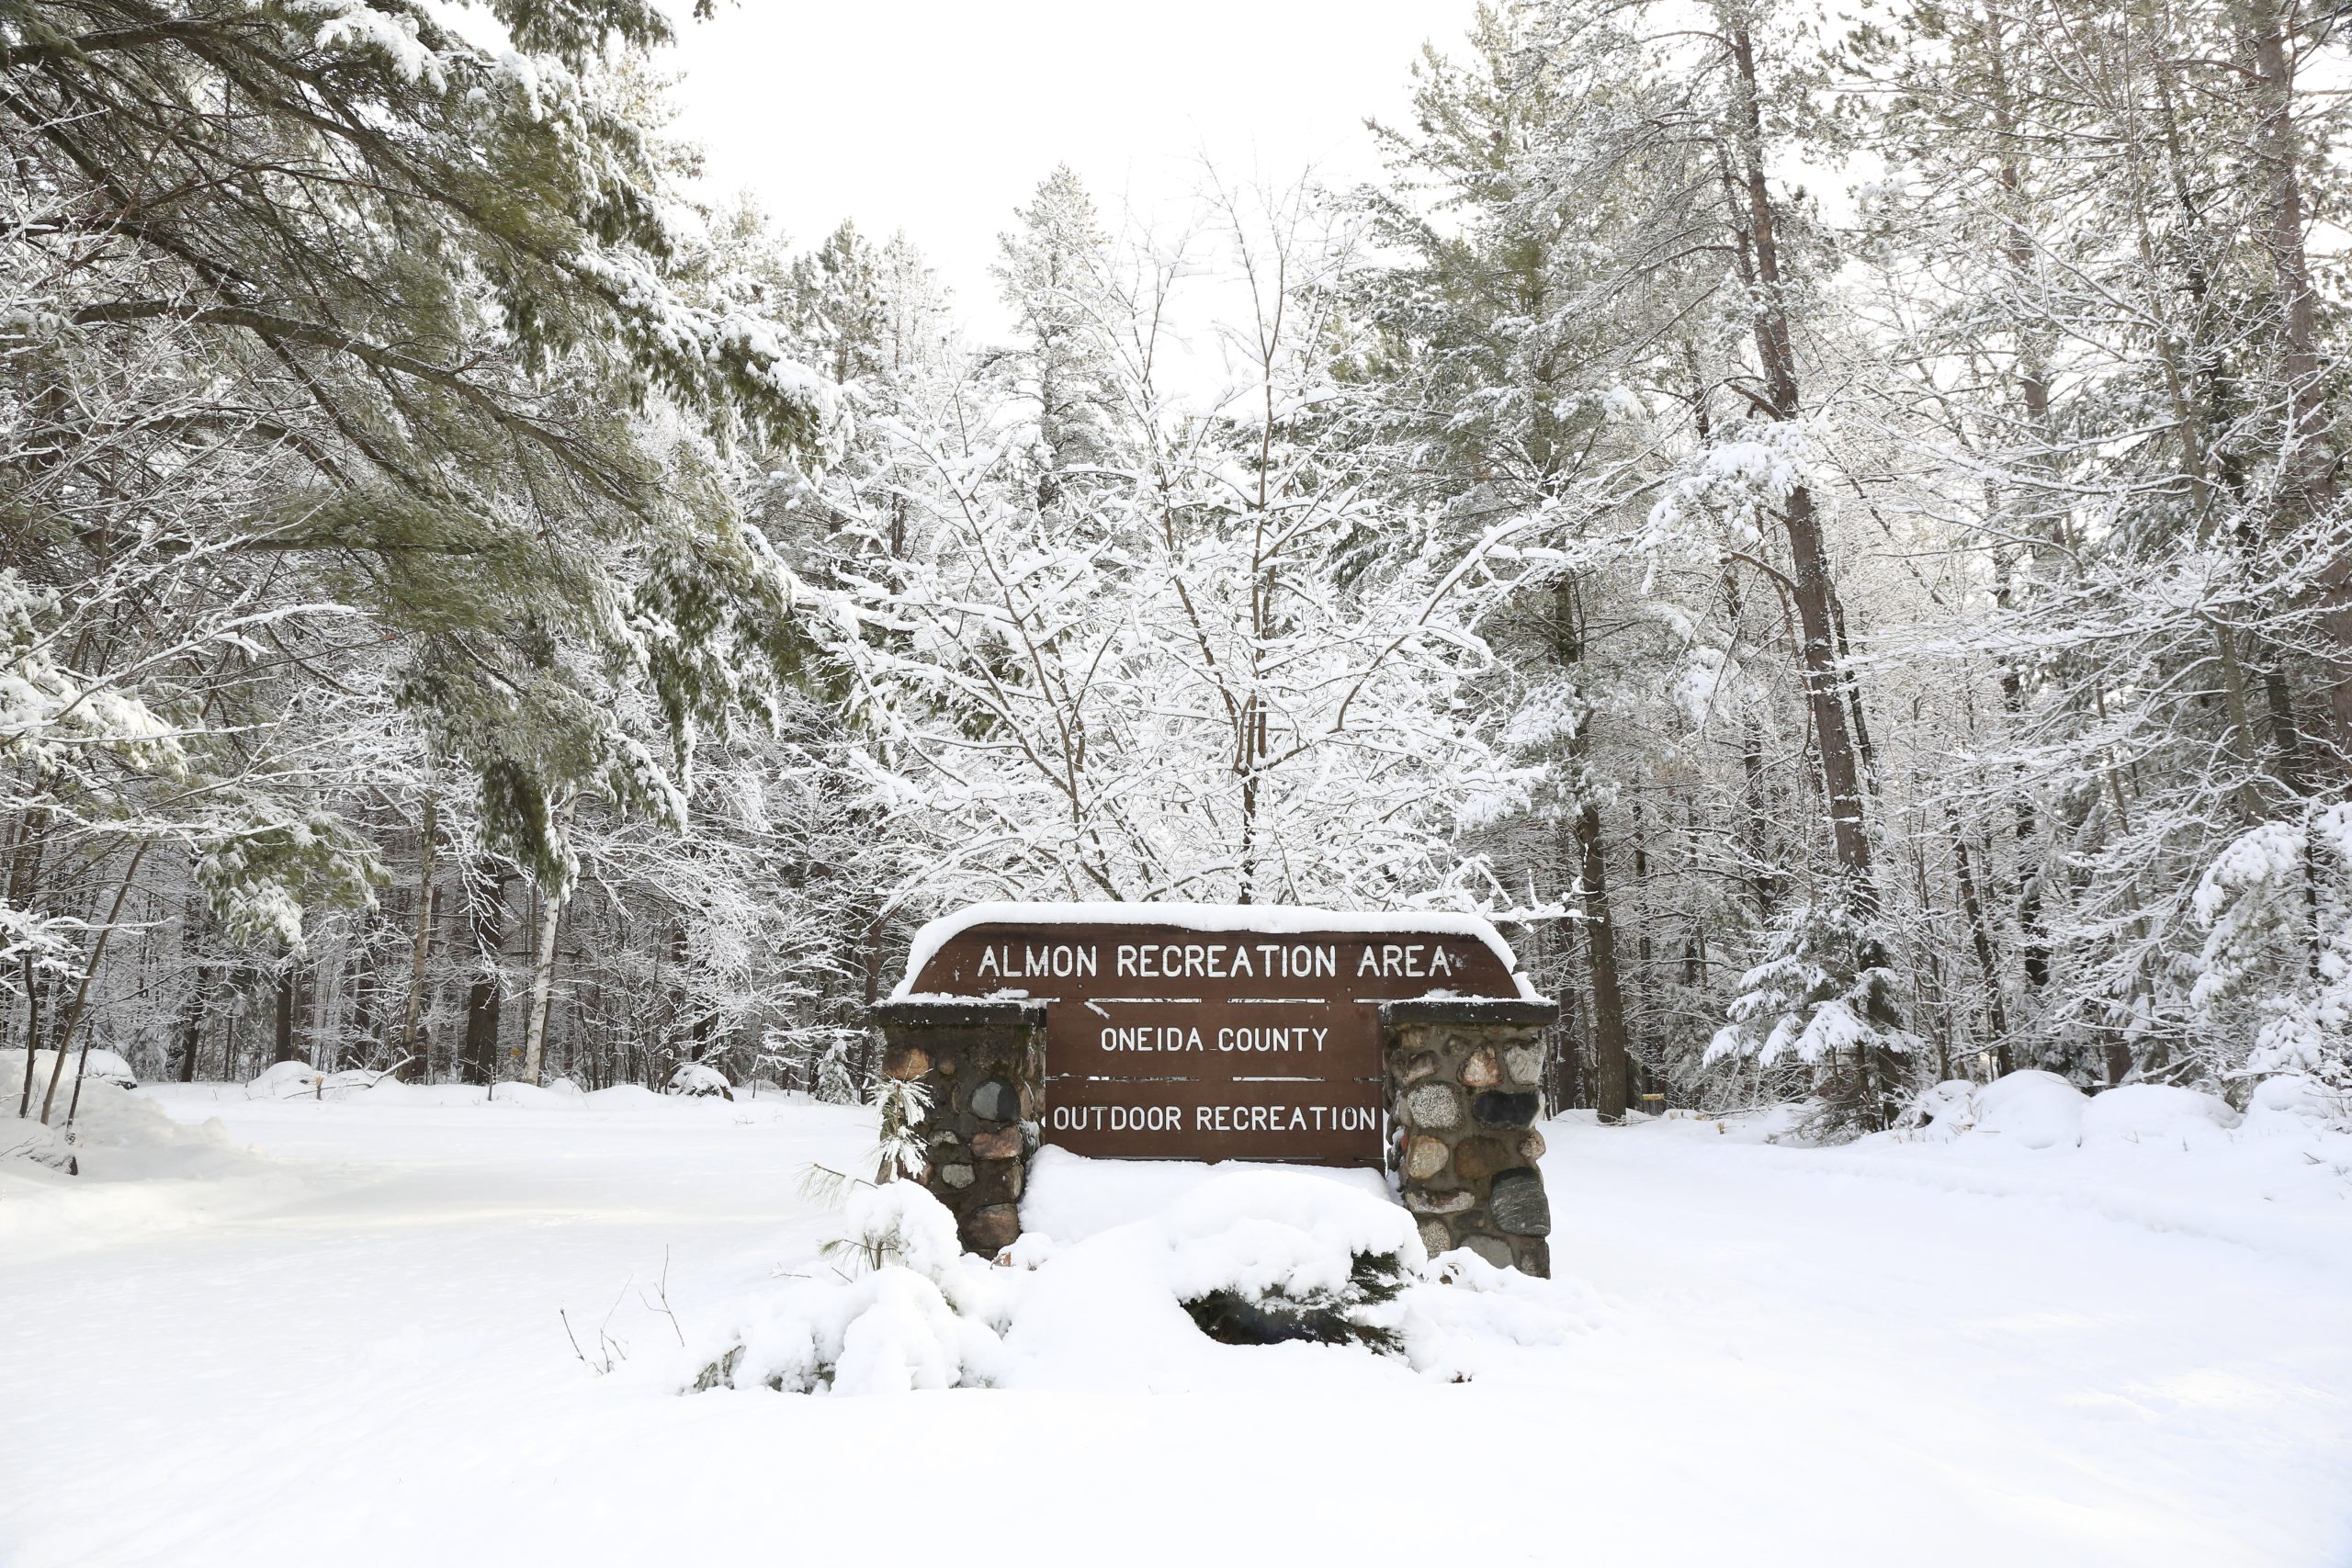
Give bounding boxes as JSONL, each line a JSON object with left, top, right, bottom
{"left": 662, "top": 1, "right": 1481, "bottom": 332}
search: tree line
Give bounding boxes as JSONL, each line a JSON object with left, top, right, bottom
{"left": 6, "top": 0, "right": 2348, "bottom": 1136}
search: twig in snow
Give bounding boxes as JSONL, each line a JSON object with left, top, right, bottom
{"left": 639, "top": 1246, "right": 686, "bottom": 1348}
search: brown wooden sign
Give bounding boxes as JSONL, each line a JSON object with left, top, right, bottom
{"left": 900, "top": 909, "right": 1532, "bottom": 1167}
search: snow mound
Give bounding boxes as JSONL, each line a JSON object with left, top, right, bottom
{"left": 244, "top": 1061, "right": 325, "bottom": 1100}
{"left": 2080, "top": 1084, "right": 2240, "bottom": 1148}
{"left": 1904, "top": 1073, "right": 2258, "bottom": 1154}
{"left": 584, "top": 1084, "right": 663, "bottom": 1110}
{"left": 668, "top": 1153, "right": 1600, "bottom": 1399}
{"left": 1908, "top": 1079, "right": 1974, "bottom": 1129}
{"left": 1967, "top": 1070, "right": 2086, "bottom": 1148}
{"left": 483, "top": 1081, "right": 582, "bottom": 1110}
{"left": 679, "top": 1181, "right": 1011, "bottom": 1395}
{"left": 1017, "top": 1159, "right": 1600, "bottom": 1386}
{"left": 1018, "top": 1145, "right": 1392, "bottom": 1241}
{"left": 1, "top": 1057, "right": 245, "bottom": 1181}
{"left": 30, "top": 1046, "right": 136, "bottom": 1089}
{"left": 545, "top": 1076, "right": 584, "bottom": 1096}
{"left": 664, "top": 1063, "right": 733, "bottom": 1099}
{"left": 1404, "top": 1248, "right": 1610, "bottom": 1382}
{"left": 1154, "top": 1166, "right": 1422, "bottom": 1306}
{"left": 2245, "top": 1073, "right": 2349, "bottom": 1133}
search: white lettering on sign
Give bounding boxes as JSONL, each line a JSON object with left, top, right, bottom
{"left": 1215, "top": 1026, "right": 1328, "bottom": 1052}
{"left": 975, "top": 942, "right": 1099, "bottom": 982}
{"left": 1188, "top": 1103, "right": 1378, "bottom": 1133}
{"left": 1046, "top": 1103, "right": 1182, "bottom": 1133}
{"left": 1114, "top": 942, "right": 1338, "bottom": 980}
{"left": 1352, "top": 942, "right": 1458, "bottom": 980}
{"left": 1095, "top": 1023, "right": 1330, "bottom": 1053}
{"left": 1098, "top": 1025, "right": 1207, "bottom": 1052}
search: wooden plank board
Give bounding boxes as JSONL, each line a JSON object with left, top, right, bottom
{"left": 906, "top": 917, "right": 1526, "bottom": 1167}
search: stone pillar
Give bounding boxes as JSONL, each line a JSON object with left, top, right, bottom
{"left": 1380, "top": 998, "right": 1557, "bottom": 1277}
{"left": 870, "top": 998, "right": 1045, "bottom": 1256}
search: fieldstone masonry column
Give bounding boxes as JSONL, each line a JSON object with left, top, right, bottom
{"left": 871, "top": 998, "right": 1046, "bottom": 1256}
{"left": 1380, "top": 998, "right": 1557, "bottom": 1277}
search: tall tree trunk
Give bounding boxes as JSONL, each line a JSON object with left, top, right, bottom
{"left": 1577, "top": 802, "right": 1633, "bottom": 1125}
{"left": 853, "top": 912, "right": 886, "bottom": 1096}
{"left": 1724, "top": 17, "right": 1880, "bottom": 902}
{"left": 1948, "top": 808, "right": 2011, "bottom": 1075}
{"left": 2236, "top": 0, "right": 2348, "bottom": 767}
{"left": 272, "top": 966, "right": 300, "bottom": 1065}
{"left": 1551, "top": 1023, "right": 1582, "bottom": 1115}
{"left": 520, "top": 799, "right": 577, "bottom": 1086}
{"left": 521, "top": 897, "right": 564, "bottom": 1086}
{"left": 6, "top": 807, "right": 43, "bottom": 1114}
{"left": 397, "top": 791, "right": 438, "bottom": 1079}
{"left": 1980, "top": 12, "right": 2061, "bottom": 988}
{"left": 16, "top": 953, "right": 39, "bottom": 1118}
{"left": 461, "top": 864, "right": 507, "bottom": 1086}
{"left": 174, "top": 918, "right": 213, "bottom": 1087}
{"left": 174, "top": 974, "right": 209, "bottom": 1083}
{"left": 1555, "top": 579, "right": 1632, "bottom": 1122}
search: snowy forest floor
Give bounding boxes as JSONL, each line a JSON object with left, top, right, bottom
{"left": 4, "top": 1088, "right": 2349, "bottom": 1567}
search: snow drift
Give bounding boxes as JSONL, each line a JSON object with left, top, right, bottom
{"left": 2, "top": 1055, "right": 244, "bottom": 1180}
{"left": 670, "top": 1152, "right": 1604, "bottom": 1398}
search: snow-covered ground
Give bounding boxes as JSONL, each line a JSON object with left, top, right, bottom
{"left": 4, "top": 1078, "right": 2349, "bottom": 1567}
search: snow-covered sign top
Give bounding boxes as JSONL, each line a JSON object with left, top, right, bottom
{"left": 894, "top": 901, "right": 1543, "bottom": 1004}
{"left": 895, "top": 902, "right": 1542, "bottom": 1167}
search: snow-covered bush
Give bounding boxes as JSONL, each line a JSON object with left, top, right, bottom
{"left": 1182, "top": 1251, "right": 1411, "bottom": 1351}
{"left": 825, "top": 1177, "right": 968, "bottom": 1277}
{"left": 664, "top": 1063, "right": 734, "bottom": 1100}
{"left": 1706, "top": 894, "right": 1921, "bottom": 1135}
{"left": 2191, "top": 804, "right": 2352, "bottom": 1089}
{"left": 1154, "top": 1170, "right": 1424, "bottom": 1352}
{"left": 683, "top": 1181, "right": 1011, "bottom": 1395}
{"left": 1173, "top": 1178, "right": 1417, "bottom": 1342}
{"left": 1900, "top": 1079, "right": 1974, "bottom": 1132}
{"left": 870, "top": 1075, "right": 930, "bottom": 1183}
